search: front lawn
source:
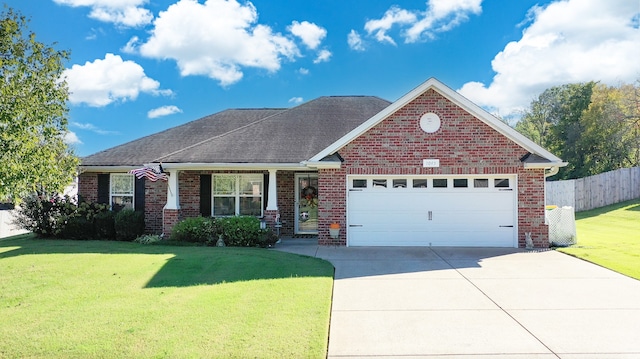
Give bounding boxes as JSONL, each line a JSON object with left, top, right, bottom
{"left": 0, "top": 235, "right": 334, "bottom": 358}
{"left": 557, "top": 198, "right": 640, "bottom": 280}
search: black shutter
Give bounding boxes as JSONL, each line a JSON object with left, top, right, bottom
{"left": 200, "top": 174, "right": 212, "bottom": 217}
{"left": 97, "top": 174, "right": 109, "bottom": 205}
{"left": 134, "top": 177, "right": 145, "bottom": 213}
{"left": 263, "top": 173, "right": 269, "bottom": 211}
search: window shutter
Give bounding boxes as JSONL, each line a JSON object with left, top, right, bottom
{"left": 134, "top": 177, "right": 145, "bottom": 213}
{"left": 97, "top": 174, "right": 110, "bottom": 205}
{"left": 200, "top": 174, "right": 212, "bottom": 217}
{"left": 263, "top": 172, "right": 269, "bottom": 210}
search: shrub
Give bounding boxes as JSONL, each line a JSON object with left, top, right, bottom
{"left": 170, "top": 216, "right": 215, "bottom": 243}
{"left": 134, "top": 234, "right": 163, "bottom": 245}
{"left": 114, "top": 209, "right": 145, "bottom": 241}
{"left": 94, "top": 211, "right": 116, "bottom": 240}
{"left": 13, "top": 194, "right": 76, "bottom": 237}
{"left": 61, "top": 216, "right": 93, "bottom": 240}
{"left": 216, "top": 216, "right": 278, "bottom": 247}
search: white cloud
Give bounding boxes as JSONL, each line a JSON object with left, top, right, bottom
{"left": 313, "top": 49, "right": 332, "bottom": 64}
{"left": 363, "top": 0, "right": 482, "bottom": 44}
{"left": 364, "top": 6, "right": 416, "bottom": 45}
{"left": 147, "top": 105, "right": 183, "bottom": 119}
{"left": 121, "top": 36, "right": 140, "bottom": 54}
{"left": 64, "top": 131, "right": 82, "bottom": 145}
{"left": 71, "top": 122, "right": 118, "bottom": 135}
{"left": 288, "top": 21, "right": 327, "bottom": 49}
{"left": 288, "top": 97, "right": 303, "bottom": 104}
{"left": 298, "top": 67, "right": 309, "bottom": 75}
{"left": 53, "top": 0, "right": 153, "bottom": 27}
{"left": 63, "top": 53, "right": 172, "bottom": 107}
{"left": 458, "top": 0, "right": 640, "bottom": 118}
{"left": 139, "top": 0, "right": 300, "bottom": 86}
{"left": 348, "top": 30, "right": 365, "bottom": 51}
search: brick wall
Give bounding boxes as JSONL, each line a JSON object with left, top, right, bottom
{"left": 78, "top": 173, "right": 98, "bottom": 203}
{"left": 317, "top": 89, "right": 549, "bottom": 247}
{"left": 145, "top": 180, "right": 166, "bottom": 234}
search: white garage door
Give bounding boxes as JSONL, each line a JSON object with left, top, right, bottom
{"left": 347, "top": 176, "right": 517, "bottom": 247}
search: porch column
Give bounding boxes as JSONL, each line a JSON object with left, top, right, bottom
{"left": 165, "top": 170, "right": 180, "bottom": 210}
{"left": 163, "top": 170, "right": 180, "bottom": 237}
{"left": 266, "top": 169, "right": 278, "bottom": 211}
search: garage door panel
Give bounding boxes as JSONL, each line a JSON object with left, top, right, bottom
{"left": 347, "top": 176, "right": 517, "bottom": 247}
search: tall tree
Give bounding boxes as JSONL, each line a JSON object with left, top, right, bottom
{"left": 0, "top": 8, "right": 78, "bottom": 201}
{"left": 516, "top": 82, "right": 595, "bottom": 179}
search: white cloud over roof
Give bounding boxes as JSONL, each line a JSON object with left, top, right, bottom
{"left": 53, "top": 0, "right": 153, "bottom": 27}
{"left": 364, "top": 0, "right": 481, "bottom": 44}
{"left": 64, "top": 53, "right": 172, "bottom": 107}
{"left": 138, "top": 0, "right": 300, "bottom": 86}
{"left": 147, "top": 105, "right": 183, "bottom": 119}
{"left": 458, "top": 0, "right": 640, "bottom": 117}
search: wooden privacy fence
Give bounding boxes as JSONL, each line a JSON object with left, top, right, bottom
{"left": 546, "top": 167, "right": 640, "bottom": 212}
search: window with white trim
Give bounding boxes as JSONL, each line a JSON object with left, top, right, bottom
{"left": 110, "top": 173, "right": 134, "bottom": 211}
{"left": 212, "top": 174, "right": 263, "bottom": 216}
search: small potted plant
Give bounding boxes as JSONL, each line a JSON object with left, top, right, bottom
{"left": 329, "top": 223, "right": 340, "bottom": 239}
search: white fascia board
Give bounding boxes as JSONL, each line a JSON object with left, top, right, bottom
{"left": 524, "top": 162, "right": 568, "bottom": 169}
{"left": 302, "top": 161, "right": 342, "bottom": 169}
{"left": 157, "top": 162, "right": 310, "bottom": 171}
{"left": 309, "top": 77, "right": 564, "bottom": 164}
{"left": 79, "top": 165, "right": 138, "bottom": 173}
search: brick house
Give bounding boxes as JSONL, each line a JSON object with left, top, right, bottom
{"left": 79, "top": 78, "right": 566, "bottom": 247}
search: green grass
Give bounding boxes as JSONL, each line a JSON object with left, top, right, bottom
{"left": 0, "top": 235, "right": 334, "bottom": 358}
{"left": 557, "top": 198, "right": 640, "bottom": 280}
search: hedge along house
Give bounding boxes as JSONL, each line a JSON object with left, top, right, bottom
{"left": 79, "top": 78, "right": 566, "bottom": 248}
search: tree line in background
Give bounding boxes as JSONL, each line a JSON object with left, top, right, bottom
{"left": 515, "top": 81, "right": 640, "bottom": 180}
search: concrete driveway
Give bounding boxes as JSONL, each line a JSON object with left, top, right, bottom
{"left": 275, "top": 240, "right": 640, "bottom": 358}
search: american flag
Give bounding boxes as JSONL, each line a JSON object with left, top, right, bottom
{"left": 129, "top": 165, "right": 169, "bottom": 182}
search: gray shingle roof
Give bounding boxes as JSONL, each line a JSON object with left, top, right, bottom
{"left": 81, "top": 96, "right": 390, "bottom": 166}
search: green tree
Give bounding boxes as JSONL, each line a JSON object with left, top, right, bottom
{"left": 0, "top": 8, "right": 78, "bottom": 201}
{"left": 516, "top": 82, "right": 595, "bottom": 179}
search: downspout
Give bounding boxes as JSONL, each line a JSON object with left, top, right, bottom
{"left": 544, "top": 166, "right": 560, "bottom": 178}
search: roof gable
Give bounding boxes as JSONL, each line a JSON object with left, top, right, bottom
{"left": 309, "top": 78, "right": 564, "bottom": 166}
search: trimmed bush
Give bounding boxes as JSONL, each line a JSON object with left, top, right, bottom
{"left": 170, "top": 216, "right": 215, "bottom": 243}
{"left": 94, "top": 211, "right": 116, "bottom": 240}
{"left": 216, "top": 216, "right": 278, "bottom": 247}
{"left": 61, "top": 216, "right": 93, "bottom": 240}
{"left": 114, "top": 209, "right": 145, "bottom": 241}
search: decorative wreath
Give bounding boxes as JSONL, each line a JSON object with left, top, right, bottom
{"left": 301, "top": 186, "right": 318, "bottom": 208}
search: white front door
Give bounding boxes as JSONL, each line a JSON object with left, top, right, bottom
{"left": 295, "top": 174, "right": 318, "bottom": 234}
{"left": 347, "top": 176, "right": 517, "bottom": 247}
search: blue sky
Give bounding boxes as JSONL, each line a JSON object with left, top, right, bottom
{"left": 5, "top": 0, "right": 639, "bottom": 157}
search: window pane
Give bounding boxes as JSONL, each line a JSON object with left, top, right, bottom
{"left": 433, "top": 179, "right": 448, "bottom": 188}
{"left": 453, "top": 179, "right": 468, "bottom": 188}
{"left": 412, "top": 179, "right": 428, "bottom": 188}
{"left": 393, "top": 179, "right": 407, "bottom": 188}
{"left": 111, "top": 174, "right": 134, "bottom": 195}
{"left": 495, "top": 179, "right": 510, "bottom": 188}
{"left": 214, "top": 176, "right": 235, "bottom": 195}
{"left": 213, "top": 197, "right": 235, "bottom": 216}
{"left": 112, "top": 195, "right": 133, "bottom": 211}
{"left": 352, "top": 179, "right": 367, "bottom": 188}
{"left": 240, "top": 197, "right": 262, "bottom": 216}
{"left": 239, "top": 175, "right": 262, "bottom": 196}
{"left": 372, "top": 179, "right": 387, "bottom": 188}
{"left": 474, "top": 179, "right": 489, "bottom": 188}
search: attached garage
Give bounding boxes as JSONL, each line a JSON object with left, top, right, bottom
{"left": 347, "top": 175, "right": 517, "bottom": 247}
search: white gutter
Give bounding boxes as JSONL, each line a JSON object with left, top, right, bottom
{"left": 155, "top": 162, "right": 311, "bottom": 171}
{"left": 523, "top": 161, "right": 568, "bottom": 178}
{"left": 78, "top": 165, "right": 138, "bottom": 173}
{"left": 302, "top": 160, "right": 342, "bottom": 169}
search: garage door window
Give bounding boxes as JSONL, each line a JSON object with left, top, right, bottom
{"left": 495, "top": 178, "right": 510, "bottom": 188}
{"left": 352, "top": 179, "right": 367, "bottom": 188}
{"left": 453, "top": 179, "right": 468, "bottom": 188}
{"left": 433, "top": 179, "right": 448, "bottom": 188}
{"left": 372, "top": 179, "right": 387, "bottom": 188}
{"left": 474, "top": 179, "right": 489, "bottom": 188}
{"left": 412, "top": 179, "right": 428, "bottom": 188}
{"left": 393, "top": 179, "right": 407, "bottom": 188}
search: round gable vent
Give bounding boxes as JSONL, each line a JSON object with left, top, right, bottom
{"left": 420, "top": 112, "right": 441, "bottom": 133}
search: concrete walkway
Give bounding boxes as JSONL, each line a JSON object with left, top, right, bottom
{"left": 274, "top": 239, "right": 640, "bottom": 359}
